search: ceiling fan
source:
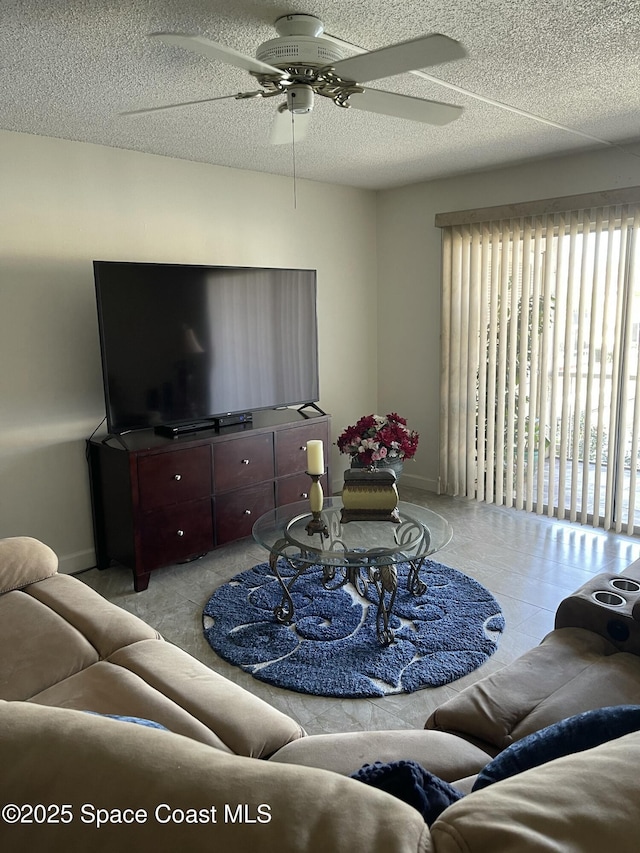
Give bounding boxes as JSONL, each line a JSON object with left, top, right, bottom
{"left": 124, "top": 13, "right": 467, "bottom": 143}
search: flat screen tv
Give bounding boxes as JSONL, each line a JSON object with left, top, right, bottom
{"left": 93, "top": 261, "right": 319, "bottom": 434}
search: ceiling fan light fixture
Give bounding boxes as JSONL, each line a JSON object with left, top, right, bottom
{"left": 287, "top": 84, "right": 314, "bottom": 114}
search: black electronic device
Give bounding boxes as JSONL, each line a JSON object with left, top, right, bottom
{"left": 213, "top": 412, "right": 253, "bottom": 428}
{"left": 153, "top": 412, "right": 253, "bottom": 438}
{"left": 93, "top": 261, "right": 319, "bottom": 435}
{"left": 153, "top": 421, "right": 216, "bottom": 438}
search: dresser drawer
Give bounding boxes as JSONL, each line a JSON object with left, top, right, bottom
{"left": 277, "top": 472, "right": 311, "bottom": 506}
{"left": 276, "top": 471, "right": 327, "bottom": 506}
{"left": 137, "top": 446, "right": 211, "bottom": 510}
{"left": 276, "top": 422, "right": 330, "bottom": 477}
{"left": 139, "top": 498, "right": 214, "bottom": 570}
{"left": 215, "top": 483, "right": 275, "bottom": 545}
{"left": 213, "top": 433, "right": 274, "bottom": 493}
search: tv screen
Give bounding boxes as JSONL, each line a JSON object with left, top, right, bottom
{"left": 94, "top": 261, "right": 319, "bottom": 434}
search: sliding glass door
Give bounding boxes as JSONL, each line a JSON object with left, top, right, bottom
{"left": 440, "top": 203, "right": 640, "bottom": 534}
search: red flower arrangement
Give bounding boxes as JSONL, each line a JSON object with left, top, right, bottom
{"left": 337, "top": 413, "right": 419, "bottom": 467}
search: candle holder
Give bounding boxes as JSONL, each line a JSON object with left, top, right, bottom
{"left": 305, "top": 471, "right": 329, "bottom": 536}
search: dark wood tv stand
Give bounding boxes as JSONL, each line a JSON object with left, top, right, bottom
{"left": 87, "top": 409, "right": 331, "bottom": 591}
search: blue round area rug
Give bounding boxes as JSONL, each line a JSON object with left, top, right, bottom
{"left": 202, "top": 559, "right": 505, "bottom": 698}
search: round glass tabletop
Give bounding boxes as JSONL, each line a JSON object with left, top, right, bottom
{"left": 252, "top": 496, "right": 452, "bottom": 569}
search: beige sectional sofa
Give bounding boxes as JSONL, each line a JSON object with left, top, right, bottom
{"left": 2, "top": 535, "right": 640, "bottom": 852}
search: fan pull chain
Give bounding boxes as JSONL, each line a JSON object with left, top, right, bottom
{"left": 291, "top": 112, "right": 297, "bottom": 210}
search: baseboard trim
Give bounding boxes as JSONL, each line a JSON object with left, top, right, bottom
{"left": 58, "top": 548, "right": 95, "bottom": 575}
{"left": 401, "top": 472, "right": 438, "bottom": 493}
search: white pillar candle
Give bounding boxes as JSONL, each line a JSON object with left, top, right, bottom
{"left": 306, "top": 440, "right": 324, "bottom": 475}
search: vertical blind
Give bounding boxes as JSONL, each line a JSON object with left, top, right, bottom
{"left": 439, "top": 201, "right": 640, "bottom": 534}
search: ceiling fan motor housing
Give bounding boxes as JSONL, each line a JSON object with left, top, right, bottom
{"left": 257, "top": 16, "right": 344, "bottom": 69}
{"left": 256, "top": 35, "right": 345, "bottom": 69}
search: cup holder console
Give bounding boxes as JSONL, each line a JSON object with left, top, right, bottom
{"left": 592, "top": 590, "right": 626, "bottom": 607}
{"left": 555, "top": 570, "right": 640, "bottom": 654}
{"left": 611, "top": 578, "right": 640, "bottom": 593}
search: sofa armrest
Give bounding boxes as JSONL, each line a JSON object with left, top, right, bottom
{"left": 0, "top": 537, "right": 57, "bottom": 594}
{"left": 425, "top": 628, "right": 640, "bottom": 751}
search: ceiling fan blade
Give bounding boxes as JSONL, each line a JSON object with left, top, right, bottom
{"left": 150, "top": 33, "right": 288, "bottom": 78}
{"left": 270, "top": 108, "right": 311, "bottom": 145}
{"left": 331, "top": 34, "right": 466, "bottom": 83}
{"left": 121, "top": 92, "right": 257, "bottom": 116}
{"left": 350, "top": 88, "right": 463, "bottom": 125}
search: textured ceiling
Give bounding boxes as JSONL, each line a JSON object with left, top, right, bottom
{"left": 2, "top": 0, "right": 640, "bottom": 189}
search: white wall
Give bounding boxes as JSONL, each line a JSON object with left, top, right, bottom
{"left": 5, "top": 130, "right": 640, "bottom": 572}
{"left": 0, "top": 130, "right": 378, "bottom": 572}
{"left": 377, "top": 145, "right": 640, "bottom": 492}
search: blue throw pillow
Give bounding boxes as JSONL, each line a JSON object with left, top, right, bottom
{"left": 473, "top": 704, "right": 640, "bottom": 791}
{"left": 83, "top": 711, "right": 167, "bottom": 730}
{"left": 351, "top": 760, "right": 464, "bottom": 825}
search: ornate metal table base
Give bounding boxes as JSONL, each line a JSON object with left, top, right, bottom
{"left": 253, "top": 499, "right": 451, "bottom": 648}
{"left": 268, "top": 530, "right": 429, "bottom": 646}
{"left": 268, "top": 543, "right": 311, "bottom": 625}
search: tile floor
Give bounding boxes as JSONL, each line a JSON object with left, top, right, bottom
{"left": 77, "top": 487, "right": 640, "bottom": 736}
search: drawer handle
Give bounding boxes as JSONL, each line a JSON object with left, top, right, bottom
{"left": 241, "top": 459, "right": 250, "bottom": 465}
{"left": 301, "top": 492, "right": 308, "bottom": 499}
{"left": 177, "top": 529, "right": 185, "bottom": 537}
{"left": 243, "top": 509, "right": 252, "bottom": 516}
{"left": 173, "top": 474, "right": 182, "bottom": 481}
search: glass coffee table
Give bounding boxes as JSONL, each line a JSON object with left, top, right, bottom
{"left": 252, "top": 497, "right": 453, "bottom": 645}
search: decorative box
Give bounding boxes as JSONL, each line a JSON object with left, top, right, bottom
{"left": 340, "top": 467, "right": 400, "bottom": 523}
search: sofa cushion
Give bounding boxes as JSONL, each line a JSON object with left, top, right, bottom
{"left": 28, "top": 659, "right": 248, "bottom": 752}
{"left": 26, "top": 573, "right": 159, "bottom": 656}
{"left": 29, "top": 640, "right": 304, "bottom": 756}
{"left": 107, "top": 639, "right": 305, "bottom": 758}
{"left": 425, "top": 627, "right": 640, "bottom": 752}
{"left": 0, "top": 701, "right": 431, "bottom": 853}
{"left": 270, "top": 730, "right": 491, "bottom": 781}
{"left": 0, "top": 571, "right": 161, "bottom": 702}
{"left": 429, "top": 731, "right": 640, "bottom": 853}
{"left": 472, "top": 704, "right": 640, "bottom": 790}
{"left": 0, "top": 591, "right": 98, "bottom": 700}
{"left": 0, "top": 536, "right": 57, "bottom": 594}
